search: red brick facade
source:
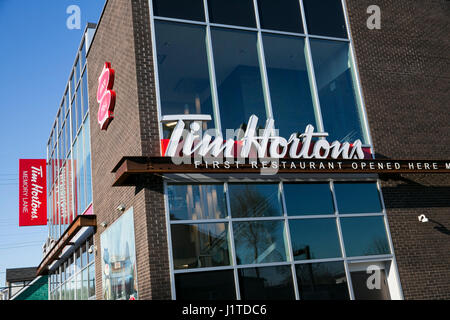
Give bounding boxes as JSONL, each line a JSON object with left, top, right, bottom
{"left": 86, "top": 0, "right": 450, "bottom": 300}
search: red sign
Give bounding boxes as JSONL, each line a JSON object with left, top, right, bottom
{"left": 97, "top": 62, "right": 116, "bottom": 131}
{"left": 19, "top": 159, "right": 47, "bottom": 227}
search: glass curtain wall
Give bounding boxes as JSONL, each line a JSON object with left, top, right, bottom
{"left": 152, "top": 0, "right": 369, "bottom": 143}
{"left": 46, "top": 37, "right": 93, "bottom": 241}
{"left": 48, "top": 237, "right": 95, "bottom": 300}
{"left": 166, "top": 181, "right": 394, "bottom": 300}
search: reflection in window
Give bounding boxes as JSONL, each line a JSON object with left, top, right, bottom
{"left": 310, "top": 39, "right": 365, "bottom": 143}
{"left": 296, "top": 261, "right": 349, "bottom": 300}
{"left": 208, "top": 0, "right": 256, "bottom": 28}
{"left": 257, "top": 0, "right": 303, "bottom": 33}
{"left": 211, "top": 28, "right": 266, "bottom": 133}
{"left": 238, "top": 265, "right": 295, "bottom": 300}
{"left": 171, "top": 223, "right": 231, "bottom": 269}
{"left": 303, "top": 0, "right": 347, "bottom": 38}
{"left": 228, "top": 184, "right": 282, "bottom": 218}
{"left": 155, "top": 21, "right": 215, "bottom": 138}
{"left": 175, "top": 270, "right": 236, "bottom": 300}
{"left": 284, "top": 183, "right": 335, "bottom": 215}
{"left": 334, "top": 182, "right": 382, "bottom": 214}
{"left": 168, "top": 184, "right": 227, "bottom": 220}
{"left": 263, "top": 34, "right": 316, "bottom": 137}
{"left": 290, "top": 219, "right": 341, "bottom": 260}
{"left": 153, "top": 0, "right": 205, "bottom": 22}
{"left": 340, "top": 216, "right": 390, "bottom": 257}
{"left": 233, "top": 220, "right": 287, "bottom": 265}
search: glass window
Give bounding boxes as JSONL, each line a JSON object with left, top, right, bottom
{"left": 334, "top": 182, "right": 382, "bottom": 214}
{"left": 295, "top": 261, "right": 349, "bottom": 300}
{"left": 154, "top": 21, "right": 215, "bottom": 139}
{"left": 71, "top": 98, "right": 77, "bottom": 141}
{"left": 310, "top": 39, "right": 365, "bottom": 143}
{"left": 82, "top": 72, "right": 89, "bottom": 119}
{"left": 75, "top": 272, "right": 81, "bottom": 300}
{"left": 87, "top": 237, "right": 94, "bottom": 264}
{"left": 71, "top": 74, "right": 76, "bottom": 100}
{"left": 84, "top": 117, "right": 93, "bottom": 206}
{"left": 350, "top": 264, "right": 391, "bottom": 300}
{"left": 257, "top": 0, "right": 303, "bottom": 33}
{"left": 82, "top": 268, "right": 88, "bottom": 300}
{"left": 76, "top": 249, "right": 82, "bottom": 272}
{"left": 208, "top": 0, "right": 256, "bottom": 28}
{"left": 88, "top": 264, "right": 95, "bottom": 298}
{"left": 81, "top": 42, "right": 86, "bottom": 68}
{"left": 168, "top": 184, "right": 227, "bottom": 220}
{"left": 238, "top": 265, "right": 295, "bottom": 300}
{"left": 340, "top": 216, "right": 390, "bottom": 257}
{"left": 76, "top": 85, "right": 83, "bottom": 132}
{"left": 303, "top": 0, "right": 347, "bottom": 38}
{"left": 171, "top": 223, "right": 231, "bottom": 270}
{"left": 82, "top": 243, "right": 87, "bottom": 268}
{"left": 74, "top": 57, "right": 79, "bottom": 82}
{"left": 228, "top": 184, "right": 282, "bottom": 218}
{"left": 153, "top": 0, "right": 205, "bottom": 22}
{"left": 175, "top": 270, "right": 236, "bottom": 300}
{"left": 284, "top": 183, "right": 335, "bottom": 215}
{"left": 262, "top": 34, "right": 316, "bottom": 137}
{"left": 211, "top": 28, "right": 267, "bottom": 133}
{"left": 233, "top": 220, "right": 287, "bottom": 265}
{"left": 289, "top": 219, "right": 341, "bottom": 260}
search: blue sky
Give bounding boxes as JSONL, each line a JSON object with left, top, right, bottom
{"left": 0, "top": 0, "right": 105, "bottom": 288}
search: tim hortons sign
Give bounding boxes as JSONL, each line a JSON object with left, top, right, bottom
{"left": 19, "top": 159, "right": 47, "bottom": 227}
{"left": 162, "top": 114, "right": 368, "bottom": 160}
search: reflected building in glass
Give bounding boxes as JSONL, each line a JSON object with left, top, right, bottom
{"left": 37, "top": 0, "right": 450, "bottom": 301}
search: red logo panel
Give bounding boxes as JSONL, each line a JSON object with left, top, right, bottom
{"left": 97, "top": 62, "right": 116, "bottom": 131}
{"left": 19, "top": 159, "right": 47, "bottom": 227}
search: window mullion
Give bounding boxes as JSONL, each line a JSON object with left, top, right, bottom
{"left": 298, "top": 0, "right": 325, "bottom": 134}
{"left": 253, "top": 0, "right": 274, "bottom": 121}
{"left": 204, "top": 0, "right": 223, "bottom": 135}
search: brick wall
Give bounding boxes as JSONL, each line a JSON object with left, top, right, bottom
{"left": 345, "top": 0, "right": 450, "bottom": 299}
{"left": 87, "top": 0, "right": 170, "bottom": 300}
{"left": 87, "top": 0, "right": 450, "bottom": 300}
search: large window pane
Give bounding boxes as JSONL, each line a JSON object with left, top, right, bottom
{"left": 168, "top": 184, "right": 227, "bottom": 220}
{"left": 257, "top": 0, "right": 303, "bottom": 33}
{"left": 211, "top": 28, "right": 266, "bottom": 133}
{"left": 238, "top": 265, "right": 295, "bottom": 300}
{"left": 175, "top": 270, "right": 236, "bottom": 300}
{"left": 310, "top": 39, "right": 365, "bottom": 143}
{"left": 153, "top": 0, "right": 205, "bottom": 22}
{"left": 303, "top": 0, "right": 347, "bottom": 38}
{"left": 171, "top": 223, "right": 231, "bottom": 270}
{"left": 88, "top": 264, "right": 95, "bottom": 298}
{"left": 208, "top": 0, "right": 256, "bottom": 28}
{"left": 296, "top": 261, "right": 349, "bottom": 300}
{"left": 76, "top": 85, "right": 83, "bottom": 132}
{"left": 82, "top": 268, "right": 88, "bottom": 300}
{"left": 290, "top": 219, "right": 341, "bottom": 260}
{"left": 228, "top": 184, "right": 282, "bottom": 218}
{"left": 155, "top": 21, "right": 215, "bottom": 139}
{"left": 262, "top": 34, "right": 316, "bottom": 137}
{"left": 334, "top": 182, "right": 382, "bottom": 214}
{"left": 234, "top": 220, "right": 287, "bottom": 265}
{"left": 84, "top": 117, "right": 93, "bottom": 206}
{"left": 340, "top": 216, "right": 391, "bottom": 257}
{"left": 284, "top": 183, "right": 334, "bottom": 216}
{"left": 82, "top": 72, "right": 89, "bottom": 119}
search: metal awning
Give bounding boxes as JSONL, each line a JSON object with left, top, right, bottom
{"left": 37, "top": 215, "right": 96, "bottom": 276}
{"left": 111, "top": 156, "right": 450, "bottom": 187}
